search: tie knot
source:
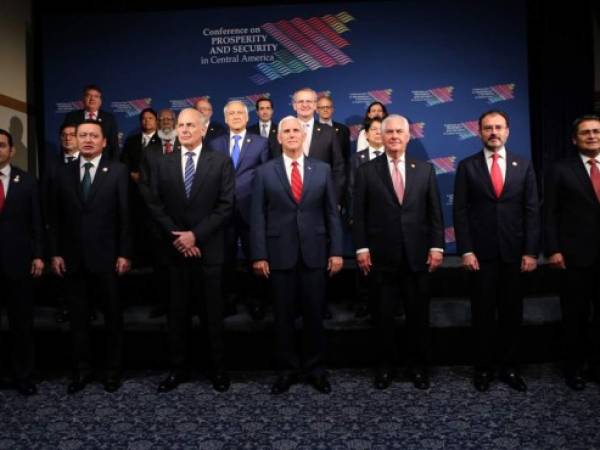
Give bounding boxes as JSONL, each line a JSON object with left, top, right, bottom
{"left": 292, "top": 161, "right": 299, "bottom": 167}
{"left": 491, "top": 153, "right": 500, "bottom": 161}
{"left": 185, "top": 151, "right": 195, "bottom": 159}
{"left": 233, "top": 135, "right": 241, "bottom": 143}
{"left": 589, "top": 158, "right": 597, "bottom": 166}
{"left": 83, "top": 162, "right": 93, "bottom": 169}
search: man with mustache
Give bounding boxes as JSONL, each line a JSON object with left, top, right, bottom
{"left": 453, "top": 110, "right": 540, "bottom": 393}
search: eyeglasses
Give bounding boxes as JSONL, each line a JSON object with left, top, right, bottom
{"left": 577, "top": 129, "right": 600, "bottom": 136}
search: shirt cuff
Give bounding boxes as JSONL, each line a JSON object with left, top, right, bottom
{"left": 462, "top": 252, "right": 474, "bottom": 257}
{"left": 356, "top": 248, "right": 369, "bottom": 255}
{"left": 429, "top": 248, "right": 444, "bottom": 253}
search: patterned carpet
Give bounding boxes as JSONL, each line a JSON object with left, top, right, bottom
{"left": 1, "top": 365, "right": 599, "bottom": 449}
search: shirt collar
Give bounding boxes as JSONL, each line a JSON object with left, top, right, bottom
{"left": 181, "top": 143, "right": 203, "bottom": 156}
{"left": 319, "top": 119, "right": 333, "bottom": 127}
{"left": 483, "top": 146, "right": 506, "bottom": 160}
{"left": 387, "top": 153, "right": 405, "bottom": 163}
{"left": 80, "top": 153, "right": 102, "bottom": 168}
{"left": 580, "top": 153, "right": 600, "bottom": 165}
{"left": 0, "top": 164, "right": 11, "bottom": 179}
{"left": 283, "top": 152, "right": 304, "bottom": 168}
{"left": 230, "top": 130, "right": 247, "bottom": 142}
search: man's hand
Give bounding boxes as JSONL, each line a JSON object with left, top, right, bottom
{"left": 130, "top": 171, "right": 141, "bottom": 184}
{"left": 427, "top": 251, "right": 443, "bottom": 273}
{"left": 253, "top": 260, "right": 270, "bottom": 279}
{"left": 328, "top": 256, "right": 343, "bottom": 276}
{"left": 183, "top": 246, "right": 202, "bottom": 258}
{"left": 356, "top": 251, "right": 372, "bottom": 276}
{"left": 520, "top": 255, "right": 537, "bottom": 272}
{"left": 51, "top": 256, "right": 66, "bottom": 277}
{"left": 30, "top": 258, "right": 44, "bottom": 278}
{"left": 547, "top": 252, "right": 566, "bottom": 270}
{"left": 172, "top": 231, "right": 196, "bottom": 253}
{"left": 115, "top": 257, "right": 131, "bottom": 275}
{"left": 462, "top": 253, "right": 480, "bottom": 271}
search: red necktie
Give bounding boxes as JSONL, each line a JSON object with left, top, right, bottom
{"left": 291, "top": 161, "right": 303, "bottom": 203}
{"left": 391, "top": 160, "right": 404, "bottom": 204}
{"left": 490, "top": 153, "right": 504, "bottom": 198}
{"left": 164, "top": 140, "right": 173, "bottom": 154}
{"left": 588, "top": 159, "right": 600, "bottom": 202}
{"left": 88, "top": 111, "right": 97, "bottom": 120}
{"left": 0, "top": 176, "right": 5, "bottom": 214}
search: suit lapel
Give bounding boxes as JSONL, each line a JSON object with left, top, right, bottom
{"left": 403, "top": 158, "right": 417, "bottom": 203}
{"left": 70, "top": 159, "right": 84, "bottom": 205}
{"left": 475, "top": 151, "right": 496, "bottom": 198}
{"left": 569, "top": 157, "right": 598, "bottom": 203}
{"left": 188, "top": 149, "right": 213, "bottom": 202}
{"left": 375, "top": 155, "right": 399, "bottom": 205}
{"left": 166, "top": 150, "right": 186, "bottom": 201}
{"left": 237, "top": 135, "right": 253, "bottom": 171}
{"left": 3, "top": 166, "right": 22, "bottom": 212}
{"left": 274, "top": 157, "right": 295, "bottom": 204}
{"left": 299, "top": 158, "right": 314, "bottom": 205}
{"left": 309, "top": 124, "right": 322, "bottom": 156}
{"left": 85, "top": 154, "right": 110, "bottom": 205}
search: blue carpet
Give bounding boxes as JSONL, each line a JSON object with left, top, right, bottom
{"left": 1, "top": 365, "right": 599, "bottom": 449}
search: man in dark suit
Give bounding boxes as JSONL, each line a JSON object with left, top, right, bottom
{"left": 346, "top": 117, "right": 384, "bottom": 318}
{"left": 120, "top": 108, "right": 163, "bottom": 267}
{"left": 63, "top": 84, "right": 120, "bottom": 160}
{"left": 211, "top": 100, "right": 269, "bottom": 319}
{"left": 157, "top": 108, "right": 178, "bottom": 155}
{"left": 317, "top": 94, "right": 351, "bottom": 162}
{"left": 0, "top": 129, "right": 44, "bottom": 396}
{"left": 453, "top": 110, "right": 540, "bottom": 392}
{"left": 292, "top": 88, "right": 345, "bottom": 203}
{"left": 250, "top": 116, "right": 344, "bottom": 394}
{"left": 195, "top": 97, "right": 226, "bottom": 145}
{"left": 142, "top": 108, "right": 234, "bottom": 393}
{"left": 48, "top": 120, "right": 131, "bottom": 394}
{"left": 545, "top": 114, "right": 600, "bottom": 390}
{"left": 353, "top": 115, "right": 444, "bottom": 390}
{"left": 248, "top": 97, "right": 280, "bottom": 158}
{"left": 43, "top": 123, "right": 80, "bottom": 323}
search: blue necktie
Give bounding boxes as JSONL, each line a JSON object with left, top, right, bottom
{"left": 231, "top": 135, "right": 242, "bottom": 168}
{"left": 82, "top": 162, "right": 93, "bottom": 201}
{"left": 184, "top": 151, "right": 195, "bottom": 198}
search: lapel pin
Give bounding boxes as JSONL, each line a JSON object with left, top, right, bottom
{"left": 102, "top": 167, "right": 108, "bottom": 172}
{"left": 316, "top": 128, "right": 321, "bottom": 132}
{"left": 360, "top": 154, "right": 366, "bottom": 159}
{"left": 410, "top": 163, "right": 416, "bottom": 169}
{"left": 246, "top": 138, "right": 251, "bottom": 143}
{"left": 512, "top": 161, "right": 518, "bottom": 166}
{"left": 13, "top": 175, "right": 20, "bottom": 183}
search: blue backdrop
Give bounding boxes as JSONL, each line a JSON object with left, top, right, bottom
{"left": 41, "top": 0, "right": 531, "bottom": 253}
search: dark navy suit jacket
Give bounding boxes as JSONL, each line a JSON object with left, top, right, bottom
{"left": 250, "top": 156, "right": 343, "bottom": 270}
{"left": 453, "top": 150, "right": 540, "bottom": 263}
{"left": 0, "top": 166, "right": 43, "bottom": 278}
{"left": 210, "top": 131, "right": 269, "bottom": 225}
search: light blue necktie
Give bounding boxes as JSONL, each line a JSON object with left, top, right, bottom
{"left": 184, "top": 151, "right": 195, "bottom": 198}
{"left": 231, "top": 135, "right": 242, "bottom": 168}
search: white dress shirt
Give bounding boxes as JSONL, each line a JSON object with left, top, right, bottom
{"left": 483, "top": 146, "right": 507, "bottom": 180}
{"left": 356, "top": 129, "right": 368, "bottom": 154}
{"left": 64, "top": 151, "right": 79, "bottom": 163}
{"left": 283, "top": 153, "right": 304, "bottom": 184}
{"left": 299, "top": 117, "right": 314, "bottom": 156}
{"left": 0, "top": 164, "right": 11, "bottom": 196}
{"left": 259, "top": 121, "right": 271, "bottom": 137}
{"left": 142, "top": 132, "right": 154, "bottom": 147}
{"left": 368, "top": 146, "right": 384, "bottom": 161}
{"left": 180, "top": 144, "right": 202, "bottom": 179}
{"left": 79, "top": 154, "right": 102, "bottom": 183}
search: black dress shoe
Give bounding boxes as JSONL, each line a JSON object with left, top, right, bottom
{"left": 473, "top": 371, "right": 492, "bottom": 392}
{"left": 500, "top": 371, "right": 527, "bottom": 392}
{"left": 271, "top": 374, "right": 298, "bottom": 394}
{"left": 157, "top": 372, "right": 188, "bottom": 393}
{"left": 211, "top": 372, "right": 231, "bottom": 393}
{"left": 15, "top": 380, "right": 37, "bottom": 396}
{"left": 55, "top": 309, "right": 69, "bottom": 323}
{"left": 565, "top": 374, "right": 586, "bottom": 391}
{"left": 410, "top": 370, "right": 430, "bottom": 390}
{"left": 308, "top": 374, "right": 331, "bottom": 394}
{"left": 104, "top": 377, "right": 121, "bottom": 393}
{"left": 354, "top": 304, "right": 369, "bottom": 319}
{"left": 374, "top": 370, "right": 393, "bottom": 390}
{"left": 68, "top": 372, "right": 93, "bottom": 394}
{"left": 248, "top": 304, "right": 266, "bottom": 321}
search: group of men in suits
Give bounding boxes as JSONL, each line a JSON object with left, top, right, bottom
{"left": 3, "top": 80, "right": 600, "bottom": 397}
